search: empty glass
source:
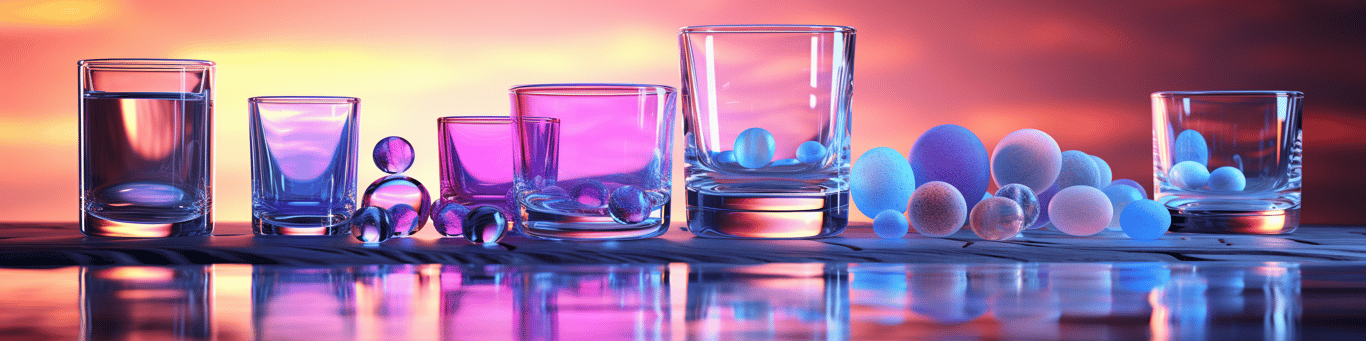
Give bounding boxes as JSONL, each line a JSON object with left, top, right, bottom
{"left": 79, "top": 58, "right": 215, "bottom": 237}
{"left": 250, "top": 96, "right": 360, "bottom": 235}
{"left": 511, "top": 84, "right": 675, "bottom": 240}
{"left": 679, "top": 25, "right": 855, "bottom": 238}
{"left": 1153, "top": 91, "right": 1303, "bottom": 234}
{"left": 436, "top": 116, "right": 559, "bottom": 237}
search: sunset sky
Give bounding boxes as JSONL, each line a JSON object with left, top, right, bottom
{"left": 2, "top": 0, "right": 1363, "bottom": 225}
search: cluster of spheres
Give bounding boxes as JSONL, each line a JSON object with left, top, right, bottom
{"left": 1167, "top": 129, "right": 1247, "bottom": 192}
{"left": 853, "top": 125, "right": 1173, "bottom": 241}
{"left": 715, "top": 127, "right": 828, "bottom": 169}
{"left": 351, "top": 136, "right": 508, "bottom": 245}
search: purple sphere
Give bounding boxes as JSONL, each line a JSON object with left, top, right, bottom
{"left": 373, "top": 136, "right": 415, "bottom": 174}
{"left": 1029, "top": 183, "right": 1060, "bottom": 229}
{"left": 909, "top": 124, "right": 991, "bottom": 210}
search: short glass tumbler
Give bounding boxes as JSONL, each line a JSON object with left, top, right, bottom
{"left": 1153, "top": 91, "right": 1303, "bottom": 234}
{"left": 437, "top": 116, "right": 559, "bottom": 236}
{"left": 511, "top": 84, "right": 675, "bottom": 240}
{"left": 79, "top": 59, "right": 215, "bottom": 237}
{"left": 250, "top": 96, "right": 360, "bottom": 235}
{"left": 679, "top": 25, "right": 855, "bottom": 238}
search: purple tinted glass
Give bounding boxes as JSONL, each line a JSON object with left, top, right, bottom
{"left": 249, "top": 96, "right": 360, "bottom": 236}
{"left": 511, "top": 84, "right": 675, "bottom": 240}
{"left": 438, "top": 116, "right": 558, "bottom": 237}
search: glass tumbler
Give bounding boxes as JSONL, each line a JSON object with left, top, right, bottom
{"left": 1153, "top": 91, "right": 1303, "bottom": 234}
{"left": 437, "top": 116, "right": 559, "bottom": 236}
{"left": 79, "top": 59, "right": 215, "bottom": 237}
{"left": 679, "top": 25, "right": 855, "bottom": 238}
{"left": 511, "top": 84, "right": 675, "bottom": 241}
{"left": 250, "top": 96, "right": 360, "bottom": 235}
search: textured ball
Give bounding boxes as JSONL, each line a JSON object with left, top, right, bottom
{"left": 1208, "top": 166, "right": 1247, "bottom": 191}
{"left": 991, "top": 129, "right": 1062, "bottom": 193}
{"left": 430, "top": 199, "right": 471, "bottom": 237}
{"left": 1057, "top": 150, "right": 1102, "bottom": 189}
{"left": 995, "top": 184, "right": 1040, "bottom": 228}
{"left": 463, "top": 205, "right": 507, "bottom": 244}
{"left": 796, "top": 141, "right": 827, "bottom": 164}
{"left": 1029, "top": 183, "right": 1060, "bottom": 229}
{"left": 1089, "top": 155, "right": 1113, "bottom": 186}
{"left": 373, "top": 136, "right": 415, "bottom": 174}
{"left": 1120, "top": 199, "right": 1171, "bottom": 240}
{"left": 1109, "top": 179, "right": 1147, "bottom": 199}
{"left": 734, "top": 127, "right": 776, "bottom": 168}
{"left": 388, "top": 203, "right": 422, "bottom": 237}
{"left": 1174, "top": 129, "right": 1209, "bottom": 166}
{"left": 909, "top": 124, "right": 991, "bottom": 210}
{"left": 1102, "top": 185, "right": 1145, "bottom": 229}
{"left": 907, "top": 181, "right": 968, "bottom": 237}
{"left": 1168, "top": 161, "right": 1210, "bottom": 190}
{"left": 852, "top": 147, "right": 917, "bottom": 219}
{"left": 970, "top": 197, "right": 1025, "bottom": 241}
{"left": 607, "top": 185, "right": 650, "bottom": 224}
{"left": 1049, "top": 186, "right": 1113, "bottom": 236}
{"left": 873, "top": 210, "right": 910, "bottom": 239}
{"left": 351, "top": 206, "right": 394, "bottom": 243}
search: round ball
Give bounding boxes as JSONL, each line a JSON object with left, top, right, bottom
{"left": 373, "top": 136, "right": 415, "bottom": 174}
{"left": 713, "top": 150, "right": 738, "bottom": 165}
{"left": 463, "top": 205, "right": 508, "bottom": 244}
{"left": 430, "top": 199, "right": 471, "bottom": 237}
{"left": 991, "top": 129, "right": 1062, "bottom": 193}
{"left": 1208, "top": 166, "right": 1247, "bottom": 191}
{"left": 995, "top": 183, "right": 1040, "bottom": 228}
{"left": 873, "top": 210, "right": 910, "bottom": 239}
{"left": 388, "top": 203, "right": 421, "bottom": 237}
{"left": 573, "top": 180, "right": 609, "bottom": 207}
{"left": 1168, "top": 161, "right": 1210, "bottom": 190}
{"left": 852, "top": 147, "right": 917, "bottom": 219}
{"left": 1057, "top": 150, "right": 1102, "bottom": 189}
{"left": 770, "top": 158, "right": 802, "bottom": 167}
{"left": 907, "top": 181, "right": 967, "bottom": 237}
{"left": 607, "top": 185, "right": 650, "bottom": 224}
{"left": 351, "top": 206, "right": 394, "bottom": 243}
{"left": 1029, "top": 183, "right": 1060, "bottom": 229}
{"left": 1089, "top": 155, "right": 1113, "bottom": 185}
{"left": 970, "top": 197, "right": 1025, "bottom": 241}
{"left": 1109, "top": 179, "right": 1147, "bottom": 199}
{"left": 1102, "top": 184, "right": 1145, "bottom": 228}
{"left": 734, "top": 127, "right": 776, "bottom": 168}
{"left": 1120, "top": 199, "right": 1171, "bottom": 240}
{"left": 1049, "top": 186, "right": 1113, "bottom": 236}
{"left": 909, "top": 124, "right": 991, "bottom": 210}
{"left": 796, "top": 141, "right": 827, "bottom": 164}
{"left": 1174, "top": 129, "right": 1209, "bottom": 166}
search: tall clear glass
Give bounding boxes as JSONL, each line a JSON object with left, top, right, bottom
{"left": 437, "top": 116, "right": 559, "bottom": 237}
{"left": 250, "top": 96, "right": 360, "bottom": 235}
{"left": 679, "top": 25, "right": 854, "bottom": 238}
{"left": 1153, "top": 91, "right": 1303, "bottom": 234}
{"left": 79, "top": 59, "right": 215, "bottom": 237}
{"left": 511, "top": 84, "right": 675, "bottom": 241}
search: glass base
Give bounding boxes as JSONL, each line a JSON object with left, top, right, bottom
{"left": 1168, "top": 207, "right": 1300, "bottom": 235}
{"left": 253, "top": 214, "right": 351, "bottom": 236}
{"left": 519, "top": 202, "right": 671, "bottom": 241}
{"left": 685, "top": 189, "right": 848, "bottom": 239}
{"left": 81, "top": 212, "right": 212, "bottom": 238}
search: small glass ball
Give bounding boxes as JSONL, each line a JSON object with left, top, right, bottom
{"left": 373, "top": 136, "right": 415, "bottom": 174}
{"left": 463, "top": 205, "right": 508, "bottom": 244}
{"left": 351, "top": 206, "right": 394, "bottom": 243}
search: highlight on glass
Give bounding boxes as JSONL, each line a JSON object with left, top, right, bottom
{"left": 249, "top": 96, "right": 360, "bottom": 236}
{"left": 79, "top": 58, "right": 216, "bottom": 237}
{"left": 1152, "top": 91, "right": 1303, "bottom": 234}
{"left": 679, "top": 25, "right": 855, "bottom": 238}
{"left": 510, "top": 83, "right": 675, "bottom": 241}
{"left": 435, "top": 116, "right": 559, "bottom": 237}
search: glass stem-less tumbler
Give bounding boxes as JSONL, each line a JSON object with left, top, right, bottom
{"left": 79, "top": 59, "right": 215, "bottom": 237}
{"left": 437, "top": 116, "right": 559, "bottom": 236}
{"left": 1153, "top": 91, "right": 1303, "bottom": 234}
{"left": 250, "top": 96, "right": 360, "bottom": 235}
{"left": 679, "top": 25, "right": 855, "bottom": 238}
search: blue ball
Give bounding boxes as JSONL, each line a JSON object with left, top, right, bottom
{"left": 1103, "top": 184, "right": 1145, "bottom": 228}
{"left": 852, "top": 147, "right": 916, "bottom": 219}
{"left": 1089, "top": 155, "right": 1112, "bottom": 185}
{"left": 796, "top": 141, "right": 827, "bottom": 164}
{"left": 1109, "top": 179, "right": 1147, "bottom": 199}
{"left": 991, "top": 129, "right": 1061, "bottom": 193}
{"left": 909, "top": 124, "right": 991, "bottom": 210}
{"left": 1057, "top": 150, "right": 1101, "bottom": 189}
{"left": 734, "top": 127, "right": 776, "bottom": 168}
{"left": 1168, "top": 161, "right": 1209, "bottom": 189}
{"left": 714, "top": 150, "right": 738, "bottom": 165}
{"left": 873, "top": 209, "right": 909, "bottom": 239}
{"left": 607, "top": 185, "right": 650, "bottom": 224}
{"left": 351, "top": 206, "right": 394, "bottom": 243}
{"left": 1029, "top": 183, "right": 1060, "bottom": 229}
{"left": 770, "top": 158, "right": 802, "bottom": 167}
{"left": 1174, "top": 129, "right": 1209, "bottom": 166}
{"left": 1208, "top": 166, "right": 1246, "bottom": 191}
{"left": 1120, "top": 199, "right": 1171, "bottom": 240}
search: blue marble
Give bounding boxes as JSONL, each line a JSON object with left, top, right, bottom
{"left": 795, "top": 141, "right": 827, "bottom": 164}
{"left": 995, "top": 183, "right": 1040, "bottom": 228}
{"left": 607, "top": 185, "right": 650, "bottom": 224}
{"left": 1169, "top": 161, "right": 1210, "bottom": 189}
{"left": 463, "top": 205, "right": 507, "bottom": 244}
{"left": 573, "top": 180, "right": 609, "bottom": 207}
{"left": 1208, "top": 166, "right": 1247, "bottom": 191}
{"left": 373, "top": 136, "right": 415, "bottom": 174}
{"left": 430, "top": 199, "right": 471, "bottom": 237}
{"left": 909, "top": 124, "right": 991, "bottom": 211}
{"left": 387, "top": 204, "right": 421, "bottom": 237}
{"left": 1057, "top": 150, "right": 1102, "bottom": 189}
{"left": 733, "top": 127, "right": 776, "bottom": 168}
{"left": 969, "top": 197, "right": 1025, "bottom": 241}
{"left": 1109, "top": 179, "right": 1147, "bottom": 199}
{"left": 1103, "top": 184, "right": 1145, "bottom": 229}
{"left": 350, "top": 206, "right": 393, "bottom": 243}
{"left": 1174, "top": 129, "right": 1209, "bottom": 166}
{"left": 852, "top": 147, "right": 916, "bottom": 219}
{"left": 1120, "top": 199, "right": 1171, "bottom": 240}
{"left": 873, "top": 209, "right": 909, "bottom": 239}
{"left": 713, "top": 151, "right": 738, "bottom": 165}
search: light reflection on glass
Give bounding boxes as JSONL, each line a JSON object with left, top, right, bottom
{"left": 81, "top": 266, "right": 213, "bottom": 341}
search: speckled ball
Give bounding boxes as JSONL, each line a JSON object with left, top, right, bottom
{"left": 1120, "top": 199, "right": 1171, "bottom": 240}
{"left": 1168, "top": 161, "right": 1210, "bottom": 190}
{"left": 852, "top": 147, "right": 917, "bottom": 219}
{"left": 907, "top": 181, "right": 967, "bottom": 237}
{"left": 873, "top": 209, "right": 910, "bottom": 239}
{"left": 1102, "top": 184, "right": 1145, "bottom": 229}
{"left": 734, "top": 127, "right": 776, "bottom": 168}
{"left": 796, "top": 141, "right": 827, "bottom": 164}
{"left": 970, "top": 197, "right": 1025, "bottom": 241}
{"left": 909, "top": 124, "right": 991, "bottom": 210}
{"left": 1174, "top": 129, "right": 1209, "bottom": 166}
{"left": 1057, "top": 150, "right": 1102, "bottom": 189}
{"left": 991, "top": 129, "right": 1062, "bottom": 193}
{"left": 1089, "top": 155, "right": 1112, "bottom": 185}
{"left": 1048, "top": 186, "right": 1113, "bottom": 236}
{"left": 1208, "top": 166, "right": 1247, "bottom": 191}
{"left": 1109, "top": 179, "right": 1147, "bottom": 199}
{"left": 995, "top": 183, "right": 1040, "bottom": 228}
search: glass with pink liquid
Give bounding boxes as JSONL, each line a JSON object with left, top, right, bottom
{"left": 510, "top": 84, "right": 676, "bottom": 240}
{"left": 436, "top": 116, "right": 559, "bottom": 237}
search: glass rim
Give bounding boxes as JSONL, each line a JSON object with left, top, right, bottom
{"left": 510, "top": 83, "right": 676, "bottom": 96}
{"left": 438, "top": 116, "right": 559, "bottom": 124}
{"left": 79, "top": 58, "right": 215, "bottom": 69}
{"left": 1151, "top": 91, "right": 1303, "bottom": 98}
{"left": 680, "top": 25, "right": 855, "bottom": 34}
{"left": 249, "top": 96, "right": 359, "bottom": 104}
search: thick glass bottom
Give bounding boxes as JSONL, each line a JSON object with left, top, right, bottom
{"left": 686, "top": 189, "right": 848, "bottom": 239}
{"left": 253, "top": 214, "right": 351, "bottom": 236}
{"left": 1168, "top": 207, "right": 1300, "bottom": 235}
{"left": 81, "top": 212, "right": 212, "bottom": 238}
{"left": 520, "top": 202, "right": 670, "bottom": 241}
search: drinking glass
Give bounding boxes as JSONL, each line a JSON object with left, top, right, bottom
{"left": 79, "top": 58, "right": 215, "bottom": 237}
{"left": 250, "top": 96, "right": 360, "bottom": 235}
{"left": 679, "top": 25, "right": 855, "bottom": 238}
{"left": 511, "top": 84, "right": 675, "bottom": 240}
{"left": 437, "top": 116, "right": 559, "bottom": 236}
{"left": 1153, "top": 91, "right": 1303, "bottom": 234}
